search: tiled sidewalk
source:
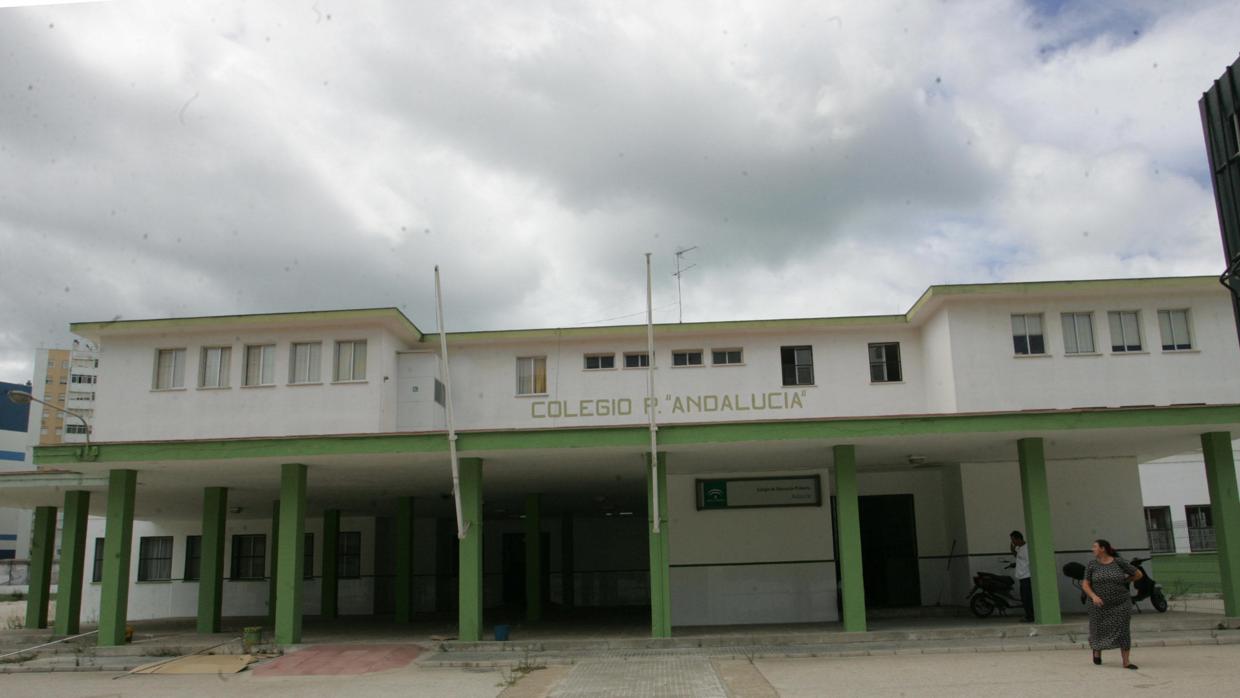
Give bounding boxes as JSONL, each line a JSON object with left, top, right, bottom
{"left": 251, "top": 644, "right": 422, "bottom": 677}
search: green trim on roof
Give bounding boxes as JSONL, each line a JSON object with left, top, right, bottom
{"left": 71, "top": 307, "right": 422, "bottom": 340}
{"left": 31, "top": 404, "right": 1240, "bottom": 465}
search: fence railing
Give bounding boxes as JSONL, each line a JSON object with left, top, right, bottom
{"left": 1145, "top": 529, "right": 1175, "bottom": 554}
{"left": 1188, "top": 527, "right": 1216, "bottom": 552}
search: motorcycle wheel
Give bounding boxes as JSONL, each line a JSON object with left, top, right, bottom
{"left": 970, "top": 594, "right": 997, "bottom": 618}
{"left": 1152, "top": 592, "right": 1168, "bottom": 613}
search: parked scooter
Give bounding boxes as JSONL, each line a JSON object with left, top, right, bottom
{"left": 967, "top": 560, "right": 1021, "bottom": 618}
{"left": 1061, "top": 557, "right": 1168, "bottom": 613}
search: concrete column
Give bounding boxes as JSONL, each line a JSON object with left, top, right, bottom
{"left": 458, "top": 458, "right": 484, "bottom": 642}
{"left": 561, "top": 513, "right": 575, "bottom": 610}
{"left": 394, "top": 497, "right": 415, "bottom": 623}
{"left": 1202, "top": 432, "right": 1240, "bottom": 616}
{"left": 833, "top": 445, "right": 867, "bottom": 633}
{"left": 54, "top": 490, "right": 90, "bottom": 636}
{"left": 646, "top": 452, "right": 671, "bottom": 638}
{"left": 25, "top": 505, "right": 56, "bottom": 630}
{"left": 321, "top": 508, "right": 340, "bottom": 619}
{"left": 274, "top": 464, "right": 307, "bottom": 644}
{"left": 1017, "top": 437, "right": 1062, "bottom": 624}
{"left": 268, "top": 500, "right": 279, "bottom": 623}
{"left": 197, "top": 487, "right": 228, "bottom": 633}
{"left": 98, "top": 469, "right": 137, "bottom": 646}
{"left": 524, "top": 494, "right": 543, "bottom": 622}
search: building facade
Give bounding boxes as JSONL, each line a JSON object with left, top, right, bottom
{"left": 28, "top": 342, "right": 99, "bottom": 446}
{"left": 0, "top": 381, "right": 33, "bottom": 565}
{"left": 5, "top": 276, "right": 1240, "bottom": 645}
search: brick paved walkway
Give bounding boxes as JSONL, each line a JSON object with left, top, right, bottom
{"left": 549, "top": 657, "right": 727, "bottom": 697}
{"left": 251, "top": 644, "right": 422, "bottom": 676}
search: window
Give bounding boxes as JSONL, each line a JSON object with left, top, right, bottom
{"left": 516, "top": 356, "right": 548, "bottom": 395}
{"left": 780, "top": 346, "right": 814, "bottom": 386}
{"left": 338, "top": 531, "right": 362, "bottom": 579}
{"left": 137, "top": 536, "right": 173, "bottom": 581}
{"left": 1011, "top": 314, "right": 1045, "bottom": 355}
{"left": 68, "top": 390, "right": 95, "bottom": 401}
{"left": 199, "top": 346, "right": 231, "bottom": 388}
{"left": 70, "top": 374, "right": 97, "bottom": 384}
{"left": 184, "top": 535, "right": 202, "bottom": 581}
{"left": 623, "top": 352, "right": 649, "bottom": 368}
{"left": 57, "top": 393, "right": 65, "bottom": 402}
{"left": 1186, "top": 505, "right": 1215, "bottom": 552}
{"left": 91, "top": 537, "right": 104, "bottom": 582}
{"left": 230, "top": 534, "right": 266, "bottom": 580}
{"left": 711, "top": 348, "right": 743, "bottom": 365}
{"left": 868, "top": 343, "right": 902, "bottom": 383}
{"left": 1144, "top": 507, "right": 1174, "bottom": 554}
{"left": 289, "top": 342, "right": 322, "bottom": 384}
{"left": 59, "top": 376, "right": 67, "bottom": 384}
{"left": 62, "top": 360, "right": 69, "bottom": 369}
{"left": 47, "top": 358, "right": 54, "bottom": 368}
{"left": 334, "top": 340, "right": 367, "bottom": 381}
{"left": 1060, "top": 312, "right": 1095, "bottom": 354}
{"left": 583, "top": 354, "right": 615, "bottom": 370}
{"left": 244, "top": 344, "right": 276, "bottom": 386}
{"left": 153, "top": 348, "right": 187, "bottom": 389}
{"left": 672, "top": 350, "right": 703, "bottom": 367}
{"left": 1158, "top": 309, "right": 1193, "bottom": 351}
{"left": 66, "top": 423, "right": 89, "bottom": 434}
{"left": 304, "top": 532, "right": 314, "bottom": 579}
{"left": 1108, "top": 311, "right": 1143, "bottom": 352}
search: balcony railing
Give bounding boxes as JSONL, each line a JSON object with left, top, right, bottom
{"left": 1188, "top": 527, "right": 1216, "bottom": 552}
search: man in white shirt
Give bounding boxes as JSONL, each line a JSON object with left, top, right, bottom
{"left": 1010, "top": 530, "right": 1033, "bottom": 622}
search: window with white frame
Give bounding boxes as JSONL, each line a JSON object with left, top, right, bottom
{"left": 711, "top": 348, "right": 743, "bottom": 365}
{"left": 1011, "top": 314, "right": 1045, "bottom": 355}
{"left": 1107, "top": 311, "right": 1143, "bottom": 352}
{"left": 1060, "top": 312, "right": 1095, "bottom": 354}
{"left": 1157, "top": 309, "right": 1193, "bottom": 351}
{"left": 868, "top": 343, "right": 902, "bottom": 382}
{"left": 243, "top": 344, "right": 276, "bottom": 386}
{"left": 583, "top": 354, "right": 615, "bottom": 370}
{"left": 66, "top": 424, "right": 88, "bottom": 434}
{"left": 70, "top": 374, "right": 96, "bottom": 384}
{"left": 623, "top": 352, "right": 649, "bottom": 368}
{"left": 199, "top": 346, "right": 231, "bottom": 388}
{"left": 672, "top": 350, "right": 703, "bottom": 367}
{"left": 289, "top": 342, "right": 322, "bottom": 384}
{"left": 153, "top": 348, "right": 186, "bottom": 389}
{"left": 780, "top": 346, "right": 814, "bottom": 386}
{"left": 516, "top": 356, "right": 548, "bottom": 395}
{"left": 334, "top": 340, "right": 367, "bottom": 381}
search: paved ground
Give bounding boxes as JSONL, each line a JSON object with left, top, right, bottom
{"left": 250, "top": 644, "right": 423, "bottom": 676}
{"left": 4, "top": 644, "right": 1240, "bottom": 696}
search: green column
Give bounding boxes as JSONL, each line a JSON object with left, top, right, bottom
{"left": 25, "top": 506, "right": 56, "bottom": 630}
{"left": 394, "top": 497, "right": 415, "bottom": 623}
{"left": 54, "top": 490, "right": 90, "bottom": 636}
{"left": 197, "top": 487, "right": 228, "bottom": 633}
{"left": 268, "top": 500, "right": 279, "bottom": 623}
{"left": 321, "top": 509, "right": 340, "bottom": 619}
{"left": 646, "top": 453, "right": 670, "bottom": 638}
{"left": 458, "top": 458, "right": 484, "bottom": 642}
{"left": 1202, "top": 432, "right": 1240, "bottom": 617}
{"left": 274, "top": 464, "right": 307, "bottom": 644}
{"left": 833, "top": 445, "right": 867, "bottom": 633}
{"left": 561, "top": 513, "right": 575, "bottom": 610}
{"left": 524, "top": 494, "right": 543, "bottom": 622}
{"left": 98, "top": 469, "right": 137, "bottom": 646}
{"left": 1017, "top": 437, "right": 1061, "bottom": 625}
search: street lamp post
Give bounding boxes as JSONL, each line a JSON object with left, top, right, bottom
{"left": 5, "top": 388, "right": 96, "bottom": 461}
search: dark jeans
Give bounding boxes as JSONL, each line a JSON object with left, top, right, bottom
{"left": 1019, "top": 577, "right": 1034, "bottom": 621}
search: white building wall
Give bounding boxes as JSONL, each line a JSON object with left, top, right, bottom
{"left": 1138, "top": 441, "right": 1240, "bottom": 554}
{"left": 668, "top": 468, "right": 836, "bottom": 626}
{"left": 92, "top": 328, "right": 411, "bottom": 441}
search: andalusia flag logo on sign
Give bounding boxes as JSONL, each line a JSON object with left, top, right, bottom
{"left": 702, "top": 481, "right": 727, "bottom": 508}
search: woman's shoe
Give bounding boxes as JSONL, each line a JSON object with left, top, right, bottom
{"left": 1092, "top": 651, "right": 1101, "bottom": 665}
{"left": 1124, "top": 664, "right": 1138, "bottom": 670}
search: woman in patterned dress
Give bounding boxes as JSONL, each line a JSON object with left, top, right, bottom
{"left": 1081, "top": 539, "right": 1143, "bottom": 669}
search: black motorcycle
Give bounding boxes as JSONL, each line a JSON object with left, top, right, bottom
{"left": 1062, "top": 557, "right": 1167, "bottom": 613}
{"left": 967, "top": 560, "right": 1021, "bottom": 618}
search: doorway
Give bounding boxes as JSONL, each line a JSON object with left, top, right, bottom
{"left": 501, "top": 531, "right": 551, "bottom": 611}
{"left": 832, "top": 494, "right": 922, "bottom": 608}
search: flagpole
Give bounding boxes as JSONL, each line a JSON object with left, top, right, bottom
{"left": 435, "top": 265, "right": 468, "bottom": 539}
{"left": 646, "top": 253, "right": 660, "bottom": 534}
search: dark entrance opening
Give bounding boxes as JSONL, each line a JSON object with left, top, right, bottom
{"left": 501, "top": 531, "right": 551, "bottom": 611}
{"left": 832, "top": 494, "right": 922, "bottom": 609}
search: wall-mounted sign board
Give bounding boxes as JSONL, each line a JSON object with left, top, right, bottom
{"left": 695, "top": 475, "right": 822, "bottom": 510}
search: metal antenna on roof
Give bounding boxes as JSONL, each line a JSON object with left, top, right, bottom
{"left": 673, "top": 246, "right": 697, "bottom": 324}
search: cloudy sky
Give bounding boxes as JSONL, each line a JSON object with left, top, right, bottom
{"left": 1, "top": 0, "right": 1237, "bottom": 381}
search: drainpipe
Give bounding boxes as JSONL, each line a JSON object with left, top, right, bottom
{"left": 645, "top": 253, "right": 660, "bottom": 533}
{"left": 434, "top": 266, "right": 468, "bottom": 540}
